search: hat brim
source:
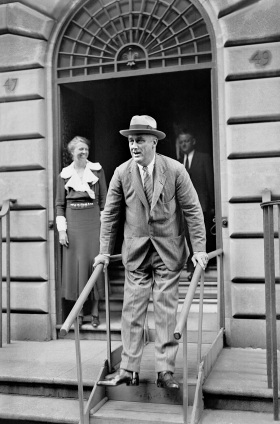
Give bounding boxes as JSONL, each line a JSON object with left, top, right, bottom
{"left": 119, "top": 129, "right": 166, "bottom": 140}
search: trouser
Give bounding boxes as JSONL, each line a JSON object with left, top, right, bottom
{"left": 120, "top": 246, "right": 182, "bottom": 373}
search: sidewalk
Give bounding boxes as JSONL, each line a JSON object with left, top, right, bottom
{"left": 0, "top": 339, "right": 121, "bottom": 386}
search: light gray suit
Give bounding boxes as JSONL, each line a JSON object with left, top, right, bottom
{"left": 100, "top": 153, "right": 205, "bottom": 372}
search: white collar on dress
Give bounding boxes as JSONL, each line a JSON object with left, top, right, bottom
{"left": 60, "top": 161, "right": 102, "bottom": 199}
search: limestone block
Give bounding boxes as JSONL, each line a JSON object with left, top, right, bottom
{"left": 0, "top": 69, "right": 45, "bottom": 102}
{"left": 227, "top": 122, "right": 280, "bottom": 158}
{"left": 232, "top": 283, "right": 280, "bottom": 317}
{"left": 226, "top": 78, "right": 280, "bottom": 122}
{"left": 230, "top": 238, "right": 279, "bottom": 280}
{"left": 0, "top": 99, "right": 45, "bottom": 140}
{"left": 227, "top": 318, "right": 280, "bottom": 349}
{"left": 22, "top": 0, "right": 76, "bottom": 20}
{"left": 228, "top": 158, "right": 280, "bottom": 201}
{"left": 2, "top": 313, "right": 50, "bottom": 341}
{"left": 210, "top": 0, "right": 249, "bottom": 17}
{"left": 0, "top": 139, "right": 46, "bottom": 171}
{"left": 2, "top": 210, "right": 47, "bottom": 240}
{"left": 0, "top": 34, "right": 46, "bottom": 72}
{"left": 0, "top": 3, "right": 54, "bottom": 40}
{"left": 224, "top": 42, "right": 280, "bottom": 80}
{"left": 0, "top": 170, "right": 47, "bottom": 208}
{"left": 2, "top": 281, "right": 49, "bottom": 313}
{"left": 2, "top": 241, "right": 48, "bottom": 281}
{"left": 228, "top": 203, "right": 265, "bottom": 237}
{"left": 219, "top": 0, "right": 280, "bottom": 46}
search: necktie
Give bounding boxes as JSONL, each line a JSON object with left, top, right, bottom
{"left": 185, "top": 154, "right": 189, "bottom": 171}
{"left": 143, "top": 166, "right": 153, "bottom": 206}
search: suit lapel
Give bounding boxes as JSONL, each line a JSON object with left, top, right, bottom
{"left": 151, "top": 155, "right": 166, "bottom": 211}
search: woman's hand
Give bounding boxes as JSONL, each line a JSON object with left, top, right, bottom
{"left": 59, "top": 230, "right": 69, "bottom": 247}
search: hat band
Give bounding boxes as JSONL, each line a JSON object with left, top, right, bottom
{"left": 129, "top": 124, "right": 155, "bottom": 130}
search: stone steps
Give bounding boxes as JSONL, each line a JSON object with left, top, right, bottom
{"left": 202, "top": 347, "right": 278, "bottom": 415}
{"left": 91, "top": 400, "right": 187, "bottom": 423}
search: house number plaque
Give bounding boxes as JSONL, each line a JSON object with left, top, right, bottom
{"left": 3, "top": 78, "right": 18, "bottom": 93}
{"left": 249, "top": 50, "right": 272, "bottom": 67}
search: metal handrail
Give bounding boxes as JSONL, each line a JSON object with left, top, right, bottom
{"left": 174, "top": 248, "right": 224, "bottom": 424}
{"left": 260, "top": 190, "right": 279, "bottom": 421}
{"left": 59, "top": 253, "right": 122, "bottom": 424}
{"left": 174, "top": 248, "right": 223, "bottom": 339}
{"left": 0, "top": 199, "right": 16, "bottom": 347}
{"left": 60, "top": 254, "right": 122, "bottom": 336}
{"left": 60, "top": 248, "right": 223, "bottom": 424}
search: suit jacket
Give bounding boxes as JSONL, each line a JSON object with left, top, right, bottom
{"left": 100, "top": 154, "right": 206, "bottom": 271}
{"left": 182, "top": 151, "right": 214, "bottom": 212}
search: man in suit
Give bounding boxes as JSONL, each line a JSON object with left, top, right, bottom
{"left": 177, "top": 129, "right": 215, "bottom": 279}
{"left": 94, "top": 115, "right": 208, "bottom": 388}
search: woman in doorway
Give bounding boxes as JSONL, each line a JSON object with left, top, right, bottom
{"left": 56, "top": 136, "right": 107, "bottom": 329}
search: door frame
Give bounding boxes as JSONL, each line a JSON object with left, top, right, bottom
{"left": 51, "top": 0, "right": 223, "bottom": 325}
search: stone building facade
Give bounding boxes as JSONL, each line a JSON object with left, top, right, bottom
{"left": 0, "top": 0, "right": 279, "bottom": 345}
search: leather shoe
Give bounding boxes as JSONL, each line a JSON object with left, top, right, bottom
{"left": 157, "top": 371, "right": 179, "bottom": 389}
{"left": 91, "top": 315, "right": 100, "bottom": 328}
{"left": 97, "top": 369, "right": 139, "bottom": 386}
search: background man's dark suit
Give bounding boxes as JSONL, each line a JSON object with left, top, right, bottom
{"left": 177, "top": 131, "right": 215, "bottom": 272}
{"left": 186, "top": 150, "right": 214, "bottom": 214}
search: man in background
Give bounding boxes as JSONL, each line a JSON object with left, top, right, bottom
{"left": 177, "top": 129, "right": 214, "bottom": 279}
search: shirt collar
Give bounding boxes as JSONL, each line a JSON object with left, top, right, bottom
{"left": 60, "top": 160, "right": 102, "bottom": 179}
{"left": 137, "top": 154, "right": 156, "bottom": 175}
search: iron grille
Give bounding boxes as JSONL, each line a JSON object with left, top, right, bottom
{"left": 57, "top": 0, "right": 212, "bottom": 79}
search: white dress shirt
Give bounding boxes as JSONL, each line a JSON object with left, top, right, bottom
{"left": 137, "top": 155, "right": 156, "bottom": 188}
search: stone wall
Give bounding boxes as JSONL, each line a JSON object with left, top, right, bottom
{"left": 212, "top": 0, "right": 280, "bottom": 347}
{"left": 0, "top": 1, "right": 76, "bottom": 340}
{"left": 1, "top": 0, "right": 280, "bottom": 345}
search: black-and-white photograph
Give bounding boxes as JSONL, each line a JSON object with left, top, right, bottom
{"left": 0, "top": 1, "right": 279, "bottom": 423}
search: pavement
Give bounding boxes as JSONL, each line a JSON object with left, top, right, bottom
{"left": 0, "top": 340, "right": 277, "bottom": 423}
{"left": 0, "top": 338, "right": 122, "bottom": 386}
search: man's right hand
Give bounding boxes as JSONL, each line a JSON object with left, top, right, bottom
{"left": 93, "top": 254, "right": 110, "bottom": 270}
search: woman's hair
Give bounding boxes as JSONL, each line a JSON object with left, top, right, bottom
{"left": 67, "top": 136, "right": 90, "bottom": 155}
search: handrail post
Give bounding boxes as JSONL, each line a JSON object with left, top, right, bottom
{"left": 0, "top": 220, "right": 2, "bottom": 348}
{"left": 266, "top": 204, "right": 279, "bottom": 420}
{"left": 183, "top": 321, "right": 188, "bottom": 424}
{"left": 74, "top": 318, "right": 84, "bottom": 424}
{"left": 197, "top": 271, "right": 204, "bottom": 371}
{"left": 104, "top": 268, "right": 112, "bottom": 373}
{"left": 217, "top": 254, "right": 224, "bottom": 331}
{"left": 263, "top": 204, "right": 273, "bottom": 388}
{"left": 261, "top": 192, "right": 279, "bottom": 421}
{"left": 6, "top": 208, "right": 11, "bottom": 344}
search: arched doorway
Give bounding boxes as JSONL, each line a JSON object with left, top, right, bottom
{"left": 53, "top": 0, "right": 219, "bottom": 324}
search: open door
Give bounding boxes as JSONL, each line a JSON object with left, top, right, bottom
{"left": 55, "top": 68, "right": 217, "bottom": 323}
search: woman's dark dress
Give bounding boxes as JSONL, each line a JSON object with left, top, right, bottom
{"left": 56, "top": 164, "right": 107, "bottom": 301}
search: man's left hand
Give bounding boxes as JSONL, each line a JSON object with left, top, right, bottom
{"left": 192, "top": 252, "right": 208, "bottom": 270}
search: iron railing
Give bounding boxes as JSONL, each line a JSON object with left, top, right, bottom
{"left": 0, "top": 199, "right": 16, "bottom": 347}
{"left": 60, "top": 247, "right": 224, "bottom": 424}
{"left": 60, "top": 254, "right": 121, "bottom": 424}
{"left": 260, "top": 189, "right": 279, "bottom": 421}
{"left": 174, "top": 248, "right": 223, "bottom": 424}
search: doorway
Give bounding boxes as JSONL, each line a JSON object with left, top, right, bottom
{"left": 60, "top": 69, "right": 213, "bottom": 180}
{"left": 56, "top": 68, "right": 216, "bottom": 323}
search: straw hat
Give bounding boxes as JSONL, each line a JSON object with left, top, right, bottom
{"left": 120, "top": 115, "right": 166, "bottom": 140}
